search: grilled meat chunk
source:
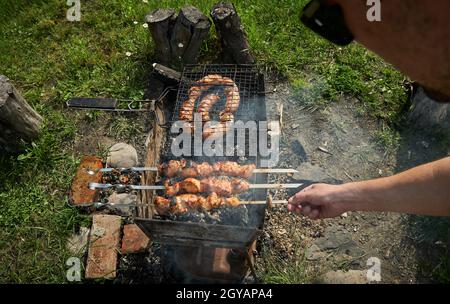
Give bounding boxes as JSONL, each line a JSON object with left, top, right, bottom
{"left": 154, "top": 193, "right": 242, "bottom": 215}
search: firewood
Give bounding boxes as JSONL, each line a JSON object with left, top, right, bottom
{"left": 146, "top": 6, "right": 211, "bottom": 68}
{"left": 0, "top": 75, "right": 43, "bottom": 154}
{"left": 145, "top": 8, "right": 177, "bottom": 67}
{"left": 211, "top": 2, "right": 255, "bottom": 64}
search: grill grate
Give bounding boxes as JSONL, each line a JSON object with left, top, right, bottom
{"left": 161, "top": 64, "right": 268, "bottom": 228}
{"left": 172, "top": 64, "right": 265, "bottom": 125}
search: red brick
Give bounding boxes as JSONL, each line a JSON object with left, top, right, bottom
{"left": 121, "top": 224, "right": 150, "bottom": 254}
{"left": 85, "top": 215, "right": 122, "bottom": 279}
{"left": 70, "top": 156, "right": 103, "bottom": 206}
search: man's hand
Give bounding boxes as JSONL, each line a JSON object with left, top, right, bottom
{"left": 288, "top": 157, "right": 450, "bottom": 219}
{"left": 287, "top": 183, "right": 354, "bottom": 220}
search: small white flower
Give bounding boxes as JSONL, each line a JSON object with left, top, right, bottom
{"left": 133, "top": 21, "right": 138, "bottom": 25}
{"left": 125, "top": 52, "right": 132, "bottom": 57}
{"left": 142, "top": 0, "right": 148, "bottom": 3}
{"left": 142, "top": 23, "right": 148, "bottom": 28}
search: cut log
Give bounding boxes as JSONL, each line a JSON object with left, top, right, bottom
{"left": 170, "top": 6, "right": 211, "bottom": 67}
{"left": 152, "top": 63, "right": 181, "bottom": 84}
{"left": 183, "top": 19, "right": 211, "bottom": 64}
{"left": 139, "top": 73, "right": 170, "bottom": 218}
{"left": 0, "top": 75, "right": 43, "bottom": 154}
{"left": 146, "top": 6, "right": 211, "bottom": 68}
{"left": 145, "top": 8, "right": 177, "bottom": 67}
{"left": 211, "top": 2, "right": 255, "bottom": 64}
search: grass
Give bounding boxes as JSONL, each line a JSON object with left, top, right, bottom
{"left": 0, "top": 0, "right": 409, "bottom": 283}
{"left": 258, "top": 248, "right": 315, "bottom": 284}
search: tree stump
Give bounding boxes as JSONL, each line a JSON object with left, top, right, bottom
{"left": 0, "top": 75, "right": 43, "bottom": 154}
{"left": 145, "top": 8, "right": 177, "bottom": 67}
{"left": 211, "top": 2, "right": 255, "bottom": 64}
{"left": 146, "top": 6, "right": 211, "bottom": 68}
{"left": 407, "top": 86, "right": 450, "bottom": 135}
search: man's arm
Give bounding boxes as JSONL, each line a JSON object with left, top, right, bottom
{"left": 288, "top": 157, "right": 450, "bottom": 219}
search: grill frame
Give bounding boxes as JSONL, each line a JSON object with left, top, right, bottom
{"left": 163, "top": 64, "right": 268, "bottom": 229}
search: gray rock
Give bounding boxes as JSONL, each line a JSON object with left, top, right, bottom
{"left": 408, "top": 86, "right": 450, "bottom": 135}
{"left": 106, "top": 143, "right": 139, "bottom": 168}
{"left": 319, "top": 270, "right": 367, "bottom": 284}
{"left": 293, "top": 162, "right": 328, "bottom": 181}
{"left": 314, "top": 231, "right": 365, "bottom": 258}
{"left": 108, "top": 192, "right": 139, "bottom": 216}
{"left": 67, "top": 227, "right": 90, "bottom": 256}
{"left": 306, "top": 244, "right": 326, "bottom": 261}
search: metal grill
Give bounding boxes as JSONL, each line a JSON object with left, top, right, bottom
{"left": 172, "top": 64, "right": 265, "bottom": 125}
{"left": 160, "top": 64, "right": 268, "bottom": 228}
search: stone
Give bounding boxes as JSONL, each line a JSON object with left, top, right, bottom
{"left": 121, "top": 224, "right": 150, "bottom": 254}
{"left": 319, "top": 270, "right": 367, "bottom": 284}
{"left": 108, "top": 192, "right": 139, "bottom": 216}
{"left": 306, "top": 244, "right": 326, "bottom": 261}
{"left": 85, "top": 215, "right": 122, "bottom": 279}
{"left": 67, "top": 227, "right": 90, "bottom": 256}
{"left": 407, "top": 86, "right": 450, "bottom": 135}
{"left": 293, "top": 162, "right": 328, "bottom": 182}
{"left": 106, "top": 143, "right": 139, "bottom": 168}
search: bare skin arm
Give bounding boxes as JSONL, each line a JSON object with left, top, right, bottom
{"left": 288, "top": 157, "right": 450, "bottom": 219}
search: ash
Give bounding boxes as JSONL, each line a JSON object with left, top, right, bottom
{"left": 166, "top": 205, "right": 249, "bottom": 227}
{"left": 99, "top": 170, "right": 141, "bottom": 200}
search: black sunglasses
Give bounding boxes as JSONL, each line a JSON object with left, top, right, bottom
{"left": 300, "top": 0, "right": 354, "bottom": 46}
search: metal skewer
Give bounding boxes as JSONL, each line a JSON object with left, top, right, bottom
{"left": 86, "top": 167, "right": 298, "bottom": 175}
{"left": 77, "top": 200, "right": 288, "bottom": 209}
{"left": 88, "top": 182, "right": 303, "bottom": 191}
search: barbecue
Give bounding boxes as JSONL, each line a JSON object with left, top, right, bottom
{"left": 73, "top": 64, "right": 293, "bottom": 283}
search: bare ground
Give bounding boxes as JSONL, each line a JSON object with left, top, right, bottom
{"left": 257, "top": 79, "right": 450, "bottom": 283}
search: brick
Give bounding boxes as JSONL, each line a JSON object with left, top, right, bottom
{"left": 85, "top": 215, "right": 122, "bottom": 279}
{"left": 70, "top": 156, "right": 103, "bottom": 206}
{"left": 121, "top": 224, "right": 150, "bottom": 254}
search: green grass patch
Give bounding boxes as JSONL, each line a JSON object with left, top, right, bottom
{"left": 258, "top": 248, "right": 314, "bottom": 284}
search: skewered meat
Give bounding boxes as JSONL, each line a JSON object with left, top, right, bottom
{"left": 158, "top": 160, "right": 256, "bottom": 179}
{"left": 213, "top": 161, "right": 255, "bottom": 179}
{"left": 164, "top": 177, "right": 250, "bottom": 197}
{"left": 154, "top": 193, "right": 241, "bottom": 215}
{"left": 157, "top": 159, "right": 187, "bottom": 178}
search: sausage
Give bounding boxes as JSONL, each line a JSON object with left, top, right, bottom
{"left": 197, "top": 93, "right": 221, "bottom": 122}
{"left": 221, "top": 76, "right": 240, "bottom": 114}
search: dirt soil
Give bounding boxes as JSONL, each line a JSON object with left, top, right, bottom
{"left": 256, "top": 79, "right": 450, "bottom": 283}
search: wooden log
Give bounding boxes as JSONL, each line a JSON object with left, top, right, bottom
{"left": 169, "top": 6, "right": 211, "bottom": 67}
{"left": 145, "top": 8, "right": 177, "bottom": 67}
{"left": 0, "top": 75, "right": 43, "bottom": 154}
{"left": 183, "top": 19, "right": 211, "bottom": 64}
{"left": 139, "top": 73, "right": 170, "bottom": 218}
{"left": 211, "top": 2, "right": 255, "bottom": 64}
{"left": 152, "top": 63, "right": 181, "bottom": 84}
